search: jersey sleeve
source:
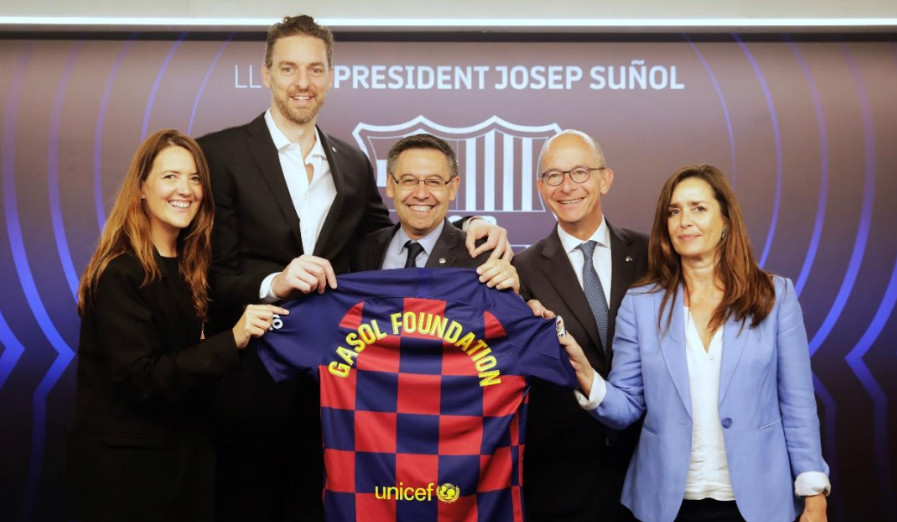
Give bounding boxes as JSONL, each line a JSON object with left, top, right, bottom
{"left": 484, "top": 289, "right": 579, "bottom": 389}
{"left": 513, "top": 313, "right": 579, "bottom": 389}
{"left": 254, "top": 293, "right": 338, "bottom": 382}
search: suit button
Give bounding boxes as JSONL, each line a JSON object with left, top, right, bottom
{"left": 721, "top": 418, "right": 732, "bottom": 428}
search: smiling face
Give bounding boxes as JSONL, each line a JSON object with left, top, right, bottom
{"left": 141, "top": 146, "right": 202, "bottom": 252}
{"left": 537, "top": 132, "right": 613, "bottom": 240}
{"left": 667, "top": 176, "right": 727, "bottom": 264}
{"left": 386, "top": 148, "right": 460, "bottom": 240}
{"left": 262, "top": 34, "right": 333, "bottom": 128}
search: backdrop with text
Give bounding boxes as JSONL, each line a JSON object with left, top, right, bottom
{"left": 0, "top": 34, "right": 895, "bottom": 521}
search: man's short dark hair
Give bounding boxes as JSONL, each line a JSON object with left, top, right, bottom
{"left": 386, "top": 134, "right": 459, "bottom": 179}
{"left": 265, "top": 15, "right": 334, "bottom": 69}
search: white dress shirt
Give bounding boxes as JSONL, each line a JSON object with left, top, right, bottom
{"left": 381, "top": 222, "right": 445, "bottom": 270}
{"left": 555, "top": 218, "right": 612, "bottom": 305}
{"left": 259, "top": 110, "right": 337, "bottom": 299}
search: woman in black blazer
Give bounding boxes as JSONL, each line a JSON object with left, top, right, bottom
{"left": 65, "top": 129, "right": 286, "bottom": 522}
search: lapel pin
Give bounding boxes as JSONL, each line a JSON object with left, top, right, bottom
{"left": 625, "top": 256, "right": 633, "bottom": 263}
{"left": 439, "top": 258, "right": 447, "bottom": 264}
{"left": 331, "top": 146, "right": 336, "bottom": 152}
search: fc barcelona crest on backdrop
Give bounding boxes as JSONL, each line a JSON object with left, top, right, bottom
{"left": 353, "top": 116, "right": 561, "bottom": 248}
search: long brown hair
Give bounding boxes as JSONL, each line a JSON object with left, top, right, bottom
{"left": 638, "top": 164, "right": 774, "bottom": 332}
{"left": 76, "top": 129, "right": 214, "bottom": 320}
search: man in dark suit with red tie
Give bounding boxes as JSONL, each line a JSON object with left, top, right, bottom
{"left": 515, "top": 130, "right": 648, "bottom": 522}
{"left": 198, "top": 16, "right": 511, "bottom": 522}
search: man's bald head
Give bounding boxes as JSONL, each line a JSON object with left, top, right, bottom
{"left": 538, "top": 130, "right": 607, "bottom": 174}
{"left": 536, "top": 129, "right": 614, "bottom": 240}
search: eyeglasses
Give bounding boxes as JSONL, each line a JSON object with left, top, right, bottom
{"left": 539, "top": 166, "right": 604, "bottom": 186}
{"left": 390, "top": 174, "right": 454, "bottom": 190}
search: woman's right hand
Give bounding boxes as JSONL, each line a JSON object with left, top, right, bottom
{"left": 557, "top": 332, "right": 595, "bottom": 396}
{"left": 232, "top": 304, "right": 290, "bottom": 349}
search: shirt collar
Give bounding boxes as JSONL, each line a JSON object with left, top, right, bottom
{"left": 264, "top": 109, "right": 326, "bottom": 161}
{"left": 394, "top": 220, "right": 446, "bottom": 255}
{"left": 557, "top": 217, "right": 610, "bottom": 255}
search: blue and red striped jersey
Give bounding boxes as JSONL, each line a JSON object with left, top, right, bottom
{"left": 256, "top": 268, "right": 577, "bottom": 522}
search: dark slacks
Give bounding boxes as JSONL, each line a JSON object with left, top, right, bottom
{"left": 215, "top": 354, "right": 324, "bottom": 522}
{"left": 675, "top": 499, "right": 746, "bottom": 522}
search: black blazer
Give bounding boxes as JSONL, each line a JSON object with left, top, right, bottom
{"left": 197, "top": 113, "right": 396, "bottom": 414}
{"left": 514, "top": 222, "right": 648, "bottom": 518}
{"left": 197, "top": 113, "right": 392, "bottom": 325}
{"left": 198, "top": 115, "right": 392, "bottom": 522}
{"left": 351, "top": 220, "right": 490, "bottom": 271}
{"left": 65, "top": 253, "right": 239, "bottom": 522}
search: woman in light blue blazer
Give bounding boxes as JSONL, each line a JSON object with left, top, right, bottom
{"left": 560, "top": 165, "right": 829, "bottom": 522}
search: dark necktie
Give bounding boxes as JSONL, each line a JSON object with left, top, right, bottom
{"left": 578, "top": 240, "right": 610, "bottom": 353}
{"left": 404, "top": 241, "right": 425, "bottom": 268}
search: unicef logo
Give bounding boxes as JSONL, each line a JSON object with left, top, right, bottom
{"left": 436, "top": 483, "right": 460, "bottom": 503}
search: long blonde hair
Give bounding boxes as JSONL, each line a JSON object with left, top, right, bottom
{"left": 77, "top": 129, "right": 214, "bottom": 320}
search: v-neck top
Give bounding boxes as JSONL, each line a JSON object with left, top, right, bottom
{"left": 683, "top": 305, "right": 735, "bottom": 500}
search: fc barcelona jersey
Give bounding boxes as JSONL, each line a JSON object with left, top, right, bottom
{"left": 256, "top": 268, "right": 577, "bottom": 522}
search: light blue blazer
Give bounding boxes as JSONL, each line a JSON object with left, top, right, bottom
{"left": 592, "top": 276, "right": 828, "bottom": 522}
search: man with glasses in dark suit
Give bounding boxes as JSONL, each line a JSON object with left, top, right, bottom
{"left": 515, "top": 130, "right": 648, "bottom": 522}
{"left": 352, "top": 133, "right": 518, "bottom": 291}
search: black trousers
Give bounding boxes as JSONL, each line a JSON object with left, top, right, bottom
{"left": 214, "top": 358, "right": 324, "bottom": 522}
{"left": 675, "top": 499, "right": 746, "bottom": 522}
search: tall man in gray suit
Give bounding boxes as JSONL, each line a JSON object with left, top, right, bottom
{"left": 515, "top": 130, "right": 648, "bottom": 521}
